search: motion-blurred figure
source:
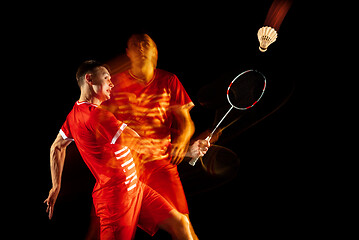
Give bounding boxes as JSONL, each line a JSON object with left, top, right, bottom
{"left": 103, "top": 34, "right": 208, "bottom": 239}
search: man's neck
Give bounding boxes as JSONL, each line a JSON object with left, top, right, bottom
{"left": 79, "top": 88, "right": 102, "bottom": 106}
{"left": 130, "top": 63, "right": 155, "bottom": 84}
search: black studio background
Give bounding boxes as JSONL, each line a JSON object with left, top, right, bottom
{"left": 6, "top": 1, "right": 332, "bottom": 239}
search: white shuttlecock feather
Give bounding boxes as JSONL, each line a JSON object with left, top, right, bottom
{"left": 257, "top": 26, "right": 278, "bottom": 52}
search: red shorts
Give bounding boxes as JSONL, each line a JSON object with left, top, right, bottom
{"left": 141, "top": 160, "right": 189, "bottom": 214}
{"left": 94, "top": 182, "right": 173, "bottom": 240}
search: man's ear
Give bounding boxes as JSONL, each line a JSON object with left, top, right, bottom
{"left": 84, "top": 73, "right": 93, "bottom": 85}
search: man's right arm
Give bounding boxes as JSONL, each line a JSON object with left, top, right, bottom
{"left": 44, "top": 133, "right": 72, "bottom": 219}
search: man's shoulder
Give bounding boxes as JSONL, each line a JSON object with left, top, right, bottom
{"left": 90, "top": 105, "right": 109, "bottom": 118}
{"left": 155, "top": 69, "right": 179, "bottom": 83}
{"left": 90, "top": 106, "right": 120, "bottom": 126}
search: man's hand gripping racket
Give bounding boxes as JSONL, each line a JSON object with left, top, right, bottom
{"left": 189, "top": 69, "right": 267, "bottom": 166}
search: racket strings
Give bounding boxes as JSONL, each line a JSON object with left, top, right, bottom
{"left": 227, "top": 70, "right": 266, "bottom": 109}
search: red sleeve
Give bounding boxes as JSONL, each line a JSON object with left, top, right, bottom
{"left": 60, "top": 115, "right": 74, "bottom": 141}
{"left": 90, "top": 107, "right": 127, "bottom": 144}
{"left": 169, "top": 74, "right": 194, "bottom": 108}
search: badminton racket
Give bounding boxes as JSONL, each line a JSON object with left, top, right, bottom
{"left": 189, "top": 69, "right": 266, "bottom": 166}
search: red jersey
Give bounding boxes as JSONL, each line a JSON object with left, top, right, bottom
{"left": 60, "top": 101, "right": 176, "bottom": 239}
{"left": 60, "top": 101, "right": 139, "bottom": 201}
{"left": 103, "top": 69, "right": 194, "bottom": 163}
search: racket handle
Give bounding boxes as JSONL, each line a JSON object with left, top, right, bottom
{"left": 188, "top": 136, "right": 211, "bottom": 166}
{"left": 189, "top": 157, "right": 199, "bottom": 166}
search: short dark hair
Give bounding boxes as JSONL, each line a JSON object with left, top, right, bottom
{"left": 76, "top": 60, "right": 104, "bottom": 87}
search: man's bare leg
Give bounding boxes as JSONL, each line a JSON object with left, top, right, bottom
{"left": 158, "top": 210, "right": 193, "bottom": 240}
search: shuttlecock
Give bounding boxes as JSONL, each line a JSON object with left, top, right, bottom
{"left": 257, "top": 26, "right": 278, "bottom": 52}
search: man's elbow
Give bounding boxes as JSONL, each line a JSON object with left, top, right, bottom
{"left": 188, "top": 119, "right": 195, "bottom": 136}
{"left": 50, "top": 143, "right": 61, "bottom": 156}
{"left": 50, "top": 138, "right": 67, "bottom": 156}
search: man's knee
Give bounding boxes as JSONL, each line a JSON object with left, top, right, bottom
{"left": 159, "top": 209, "right": 188, "bottom": 231}
{"left": 177, "top": 213, "right": 190, "bottom": 231}
{"left": 159, "top": 210, "right": 192, "bottom": 240}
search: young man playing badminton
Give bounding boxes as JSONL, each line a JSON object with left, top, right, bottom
{"left": 103, "top": 33, "right": 210, "bottom": 239}
{"left": 44, "top": 60, "right": 196, "bottom": 240}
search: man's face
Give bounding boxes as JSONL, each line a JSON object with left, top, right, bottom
{"left": 91, "top": 66, "right": 114, "bottom": 101}
{"left": 126, "top": 35, "right": 157, "bottom": 67}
